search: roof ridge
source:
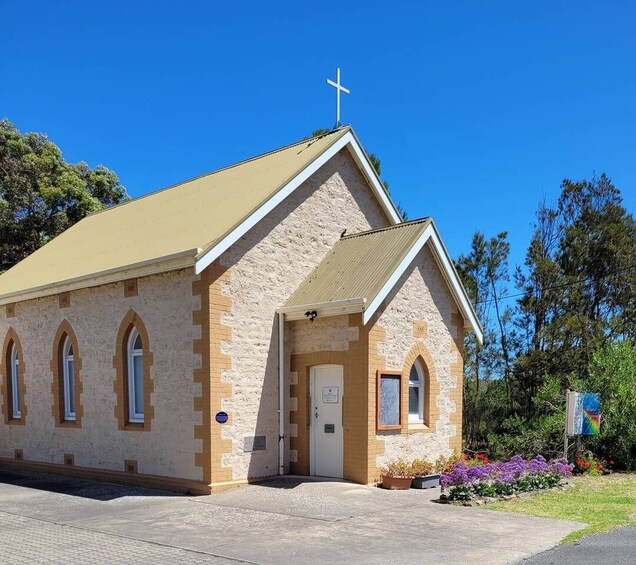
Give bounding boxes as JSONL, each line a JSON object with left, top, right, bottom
{"left": 87, "top": 126, "right": 351, "bottom": 218}
{"left": 341, "top": 217, "right": 431, "bottom": 240}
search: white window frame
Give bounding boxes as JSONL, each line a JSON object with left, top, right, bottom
{"left": 62, "top": 337, "right": 76, "bottom": 421}
{"left": 127, "top": 329, "right": 144, "bottom": 423}
{"left": 408, "top": 361, "right": 425, "bottom": 424}
{"left": 10, "top": 343, "right": 20, "bottom": 419}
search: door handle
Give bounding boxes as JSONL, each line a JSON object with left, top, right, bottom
{"left": 306, "top": 394, "right": 311, "bottom": 429}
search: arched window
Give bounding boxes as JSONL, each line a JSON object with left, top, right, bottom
{"left": 408, "top": 361, "right": 425, "bottom": 424}
{"left": 114, "top": 310, "right": 153, "bottom": 431}
{"left": 62, "top": 337, "right": 75, "bottom": 420}
{"left": 51, "top": 321, "right": 82, "bottom": 427}
{"left": 127, "top": 329, "right": 144, "bottom": 423}
{"left": 3, "top": 329, "right": 25, "bottom": 424}
{"left": 9, "top": 342, "right": 20, "bottom": 419}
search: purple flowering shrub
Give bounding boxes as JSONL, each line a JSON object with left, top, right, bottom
{"left": 441, "top": 455, "right": 573, "bottom": 501}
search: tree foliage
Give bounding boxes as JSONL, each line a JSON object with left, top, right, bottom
{"left": 0, "top": 119, "right": 128, "bottom": 271}
{"left": 456, "top": 231, "right": 515, "bottom": 448}
{"left": 457, "top": 174, "right": 636, "bottom": 467}
{"left": 587, "top": 341, "right": 636, "bottom": 469}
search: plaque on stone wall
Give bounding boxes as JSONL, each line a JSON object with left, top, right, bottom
{"left": 244, "top": 435, "right": 266, "bottom": 452}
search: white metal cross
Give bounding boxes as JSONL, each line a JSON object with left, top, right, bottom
{"left": 326, "top": 68, "right": 350, "bottom": 128}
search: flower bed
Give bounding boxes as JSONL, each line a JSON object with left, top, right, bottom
{"left": 440, "top": 455, "right": 573, "bottom": 501}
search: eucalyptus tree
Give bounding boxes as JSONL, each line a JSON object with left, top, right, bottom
{"left": 0, "top": 119, "right": 127, "bottom": 271}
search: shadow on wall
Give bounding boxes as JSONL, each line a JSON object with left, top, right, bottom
{"left": 0, "top": 469, "right": 181, "bottom": 501}
{"left": 247, "top": 315, "right": 281, "bottom": 482}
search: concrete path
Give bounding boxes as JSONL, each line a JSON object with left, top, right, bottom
{"left": 0, "top": 470, "right": 584, "bottom": 564}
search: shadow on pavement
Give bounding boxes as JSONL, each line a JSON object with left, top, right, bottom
{"left": 0, "top": 469, "right": 180, "bottom": 501}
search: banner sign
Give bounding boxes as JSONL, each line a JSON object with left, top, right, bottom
{"left": 566, "top": 392, "right": 600, "bottom": 436}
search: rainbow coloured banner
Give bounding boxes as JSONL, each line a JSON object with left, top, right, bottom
{"left": 566, "top": 392, "right": 601, "bottom": 436}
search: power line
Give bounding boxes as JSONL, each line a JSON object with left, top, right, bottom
{"left": 474, "top": 263, "right": 636, "bottom": 305}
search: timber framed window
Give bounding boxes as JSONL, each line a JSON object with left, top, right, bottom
{"left": 2, "top": 329, "right": 26, "bottom": 424}
{"left": 376, "top": 370, "right": 402, "bottom": 430}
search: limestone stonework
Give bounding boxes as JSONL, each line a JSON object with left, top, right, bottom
{"left": 372, "top": 243, "right": 463, "bottom": 471}
{"left": 0, "top": 269, "right": 202, "bottom": 483}
{"left": 219, "top": 149, "right": 390, "bottom": 480}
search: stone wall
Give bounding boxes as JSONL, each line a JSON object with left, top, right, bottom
{"left": 0, "top": 269, "right": 202, "bottom": 482}
{"left": 217, "top": 148, "right": 391, "bottom": 480}
{"left": 372, "top": 243, "right": 464, "bottom": 469}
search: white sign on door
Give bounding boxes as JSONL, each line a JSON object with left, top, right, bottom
{"left": 322, "top": 386, "right": 339, "bottom": 404}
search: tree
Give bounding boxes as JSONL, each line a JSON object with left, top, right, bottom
{"left": 0, "top": 119, "right": 128, "bottom": 271}
{"left": 480, "top": 174, "right": 636, "bottom": 461}
{"left": 515, "top": 175, "right": 636, "bottom": 393}
{"left": 588, "top": 341, "right": 636, "bottom": 469}
{"left": 455, "top": 231, "right": 513, "bottom": 449}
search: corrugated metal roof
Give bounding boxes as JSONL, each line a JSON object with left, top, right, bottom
{"left": 285, "top": 218, "right": 432, "bottom": 307}
{"left": 0, "top": 127, "right": 351, "bottom": 299}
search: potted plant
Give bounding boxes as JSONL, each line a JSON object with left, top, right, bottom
{"left": 379, "top": 459, "right": 414, "bottom": 490}
{"left": 410, "top": 458, "right": 441, "bottom": 489}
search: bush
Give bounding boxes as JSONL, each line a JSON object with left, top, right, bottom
{"left": 587, "top": 341, "right": 636, "bottom": 470}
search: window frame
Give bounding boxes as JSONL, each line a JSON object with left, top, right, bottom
{"left": 10, "top": 342, "right": 20, "bottom": 419}
{"left": 376, "top": 370, "right": 403, "bottom": 431}
{"left": 127, "top": 328, "right": 144, "bottom": 424}
{"left": 62, "top": 336, "right": 76, "bottom": 421}
{"left": 408, "top": 361, "right": 425, "bottom": 425}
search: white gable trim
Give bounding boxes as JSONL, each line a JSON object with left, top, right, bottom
{"left": 195, "top": 130, "right": 402, "bottom": 274}
{"left": 362, "top": 223, "right": 483, "bottom": 344}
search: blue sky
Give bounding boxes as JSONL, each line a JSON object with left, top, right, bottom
{"left": 2, "top": 0, "right": 635, "bottom": 271}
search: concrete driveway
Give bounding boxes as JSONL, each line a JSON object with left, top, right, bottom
{"left": 0, "top": 470, "right": 584, "bottom": 564}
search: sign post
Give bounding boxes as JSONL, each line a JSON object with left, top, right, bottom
{"left": 565, "top": 391, "right": 601, "bottom": 459}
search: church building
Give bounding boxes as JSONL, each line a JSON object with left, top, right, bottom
{"left": 0, "top": 127, "right": 481, "bottom": 493}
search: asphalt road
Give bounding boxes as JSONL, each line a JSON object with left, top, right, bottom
{"left": 516, "top": 526, "right": 636, "bottom": 565}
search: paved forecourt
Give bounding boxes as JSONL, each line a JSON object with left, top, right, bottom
{"left": 0, "top": 470, "right": 584, "bottom": 565}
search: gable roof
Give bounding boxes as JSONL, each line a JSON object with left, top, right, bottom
{"left": 0, "top": 127, "right": 401, "bottom": 304}
{"left": 280, "top": 218, "right": 483, "bottom": 343}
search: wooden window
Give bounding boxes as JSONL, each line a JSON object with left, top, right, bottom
{"left": 376, "top": 370, "right": 402, "bottom": 430}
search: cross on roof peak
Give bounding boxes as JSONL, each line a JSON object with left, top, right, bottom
{"left": 326, "top": 68, "right": 350, "bottom": 129}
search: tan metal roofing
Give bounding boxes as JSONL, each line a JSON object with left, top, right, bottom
{"left": 0, "top": 127, "right": 351, "bottom": 299}
{"left": 285, "top": 218, "right": 432, "bottom": 307}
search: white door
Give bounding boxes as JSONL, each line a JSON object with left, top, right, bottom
{"left": 310, "top": 365, "right": 344, "bottom": 478}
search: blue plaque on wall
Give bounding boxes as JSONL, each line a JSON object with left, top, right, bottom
{"left": 215, "top": 411, "right": 229, "bottom": 424}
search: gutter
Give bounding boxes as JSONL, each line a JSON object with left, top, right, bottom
{"left": 0, "top": 248, "right": 200, "bottom": 306}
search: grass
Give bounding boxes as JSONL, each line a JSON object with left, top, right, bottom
{"left": 487, "top": 473, "right": 636, "bottom": 543}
